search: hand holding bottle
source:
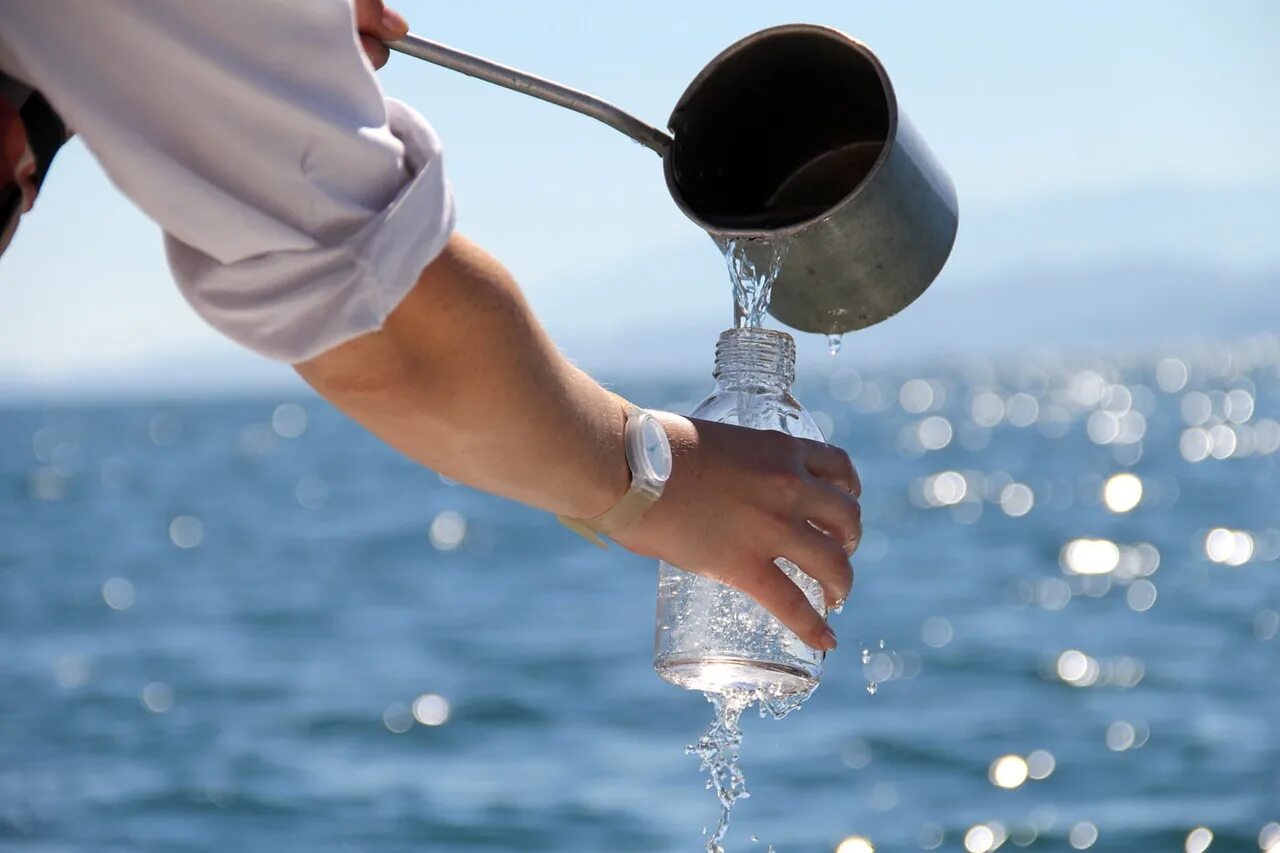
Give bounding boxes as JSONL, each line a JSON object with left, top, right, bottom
{"left": 613, "top": 412, "right": 861, "bottom": 652}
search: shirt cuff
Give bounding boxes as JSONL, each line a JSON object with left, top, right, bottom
{"left": 164, "top": 98, "right": 456, "bottom": 364}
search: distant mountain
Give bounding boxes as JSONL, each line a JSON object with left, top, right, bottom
{"left": 536, "top": 180, "right": 1280, "bottom": 377}
{"left": 556, "top": 259, "right": 1280, "bottom": 378}
{"left": 942, "top": 182, "right": 1280, "bottom": 281}
{"left": 3, "top": 181, "right": 1277, "bottom": 400}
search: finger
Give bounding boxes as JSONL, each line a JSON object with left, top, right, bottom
{"left": 354, "top": 0, "right": 409, "bottom": 40}
{"left": 734, "top": 561, "right": 836, "bottom": 651}
{"left": 786, "top": 524, "right": 854, "bottom": 610}
{"left": 801, "top": 440, "right": 861, "bottom": 497}
{"left": 798, "top": 480, "right": 863, "bottom": 555}
{"left": 360, "top": 35, "right": 390, "bottom": 69}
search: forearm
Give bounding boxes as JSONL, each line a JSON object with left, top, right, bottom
{"left": 294, "top": 233, "right": 629, "bottom": 518}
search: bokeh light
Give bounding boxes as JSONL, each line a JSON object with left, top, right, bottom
{"left": 429, "top": 511, "right": 467, "bottom": 551}
{"left": 102, "top": 577, "right": 136, "bottom": 610}
{"left": 141, "top": 681, "right": 174, "bottom": 713}
{"left": 383, "top": 702, "right": 413, "bottom": 734}
{"left": 412, "top": 693, "right": 450, "bottom": 726}
{"left": 169, "top": 515, "right": 204, "bottom": 549}
{"left": 921, "top": 617, "right": 953, "bottom": 649}
{"left": 999, "top": 482, "right": 1035, "bottom": 517}
{"left": 836, "top": 835, "right": 874, "bottom": 853}
{"left": 271, "top": 403, "right": 308, "bottom": 438}
{"left": 989, "top": 754, "right": 1029, "bottom": 789}
{"left": 1069, "top": 821, "right": 1098, "bottom": 849}
{"left": 1102, "top": 473, "right": 1143, "bottom": 513}
{"left": 1204, "top": 528, "right": 1254, "bottom": 566}
{"left": 1156, "top": 358, "right": 1189, "bottom": 393}
{"left": 916, "top": 824, "right": 944, "bottom": 850}
{"left": 1185, "top": 826, "right": 1213, "bottom": 853}
{"left": 1061, "top": 539, "right": 1120, "bottom": 575}
{"left": 1026, "top": 749, "right": 1056, "bottom": 780}
{"left": 964, "top": 824, "right": 995, "bottom": 853}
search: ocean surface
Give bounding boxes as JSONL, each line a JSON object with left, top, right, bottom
{"left": 3, "top": 340, "right": 1278, "bottom": 853}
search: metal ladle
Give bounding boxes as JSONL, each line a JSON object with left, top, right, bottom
{"left": 390, "top": 24, "right": 957, "bottom": 334}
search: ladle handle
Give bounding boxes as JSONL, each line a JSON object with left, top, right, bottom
{"left": 388, "top": 34, "right": 672, "bottom": 157}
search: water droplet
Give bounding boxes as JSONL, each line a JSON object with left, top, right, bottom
{"left": 866, "top": 681, "right": 878, "bottom": 695}
{"left": 878, "top": 639, "right": 886, "bottom": 649}
{"left": 861, "top": 647, "right": 872, "bottom": 664}
{"left": 827, "top": 333, "right": 843, "bottom": 356}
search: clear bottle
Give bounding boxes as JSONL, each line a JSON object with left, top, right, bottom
{"left": 654, "top": 327, "right": 827, "bottom": 697}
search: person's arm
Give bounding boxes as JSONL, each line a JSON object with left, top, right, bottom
{"left": 296, "top": 233, "right": 861, "bottom": 650}
{"left": 1, "top": 0, "right": 858, "bottom": 648}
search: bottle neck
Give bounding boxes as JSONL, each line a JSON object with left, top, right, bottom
{"left": 713, "top": 328, "right": 796, "bottom": 392}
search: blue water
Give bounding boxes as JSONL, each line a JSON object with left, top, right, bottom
{"left": 3, "top": 345, "right": 1278, "bottom": 852}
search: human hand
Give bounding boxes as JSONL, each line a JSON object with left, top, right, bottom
{"left": 611, "top": 414, "right": 861, "bottom": 652}
{"left": 353, "top": 0, "right": 409, "bottom": 69}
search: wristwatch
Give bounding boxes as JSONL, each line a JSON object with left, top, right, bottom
{"left": 558, "top": 404, "right": 673, "bottom": 548}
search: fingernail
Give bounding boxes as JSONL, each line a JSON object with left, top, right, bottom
{"left": 382, "top": 8, "right": 409, "bottom": 36}
{"left": 821, "top": 627, "right": 838, "bottom": 650}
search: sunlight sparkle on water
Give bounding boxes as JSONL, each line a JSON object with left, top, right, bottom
{"left": 1061, "top": 539, "right": 1120, "bottom": 575}
{"left": 102, "top": 577, "right": 135, "bottom": 611}
{"left": 411, "top": 693, "right": 450, "bottom": 726}
{"left": 271, "top": 403, "right": 308, "bottom": 438}
{"left": 1205, "top": 528, "right": 1254, "bottom": 566}
{"left": 999, "top": 482, "right": 1035, "bottom": 517}
{"left": 1102, "top": 473, "right": 1143, "bottom": 513}
{"left": 835, "top": 834, "right": 874, "bottom": 853}
{"left": 1069, "top": 822, "right": 1099, "bottom": 849}
{"left": 1026, "top": 749, "right": 1056, "bottom": 780}
{"left": 382, "top": 702, "right": 413, "bottom": 733}
{"left": 1184, "top": 826, "right": 1213, "bottom": 853}
{"left": 916, "top": 824, "right": 944, "bottom": 850}
{"left": 141, "top": 681, "right": 174, "bottom": 714}
{"left": 964, "top": 824, "right": 995, "bottom": 853}
{"left": 429, "top": 511, "right": 467, "bottom": 551}
{"left": 989, "top": 754, "right": 1029, "bottom": 789}
{"left": 169, "top": 515, "right": 204, "bottom": 549}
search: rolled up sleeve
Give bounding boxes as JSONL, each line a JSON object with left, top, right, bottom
{"left": 0, "top": 1, "right": 456, "bottom": 362}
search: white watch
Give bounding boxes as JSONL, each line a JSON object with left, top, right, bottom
{"left": 559, "top": 404, "right": 672, "bottom": 547}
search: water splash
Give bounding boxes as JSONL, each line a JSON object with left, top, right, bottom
{"left": 689, "top": 684, "right": 817, "bottom": 853}
{"left": 717, "top": 237, "right": 790, "bottom": 329}
{"left": 827, "top": 333, "right": 843, "bottom": 356}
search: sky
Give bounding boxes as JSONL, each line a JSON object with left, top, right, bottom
{"left": 1, "top": 1, "right": 1277, "bottom": 392}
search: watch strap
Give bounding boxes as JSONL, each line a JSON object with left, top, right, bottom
{"left": 557, "top": 405, "right": 663, "bottom": 548}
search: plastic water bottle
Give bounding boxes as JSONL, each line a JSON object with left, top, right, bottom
{"left": 654, "top": 327, "right": 828, "bottom": 698}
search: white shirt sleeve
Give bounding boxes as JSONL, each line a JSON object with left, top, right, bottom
{"left": 0, "top": 0, "right": 455, "bottom": 362}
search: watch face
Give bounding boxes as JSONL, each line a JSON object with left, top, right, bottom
{"left": 638, "top": 414, "right": 673, "bottom": 483}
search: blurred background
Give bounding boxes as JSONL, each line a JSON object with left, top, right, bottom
{"left": 2, "top": 1, "right": 1277, "bottom": 851}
